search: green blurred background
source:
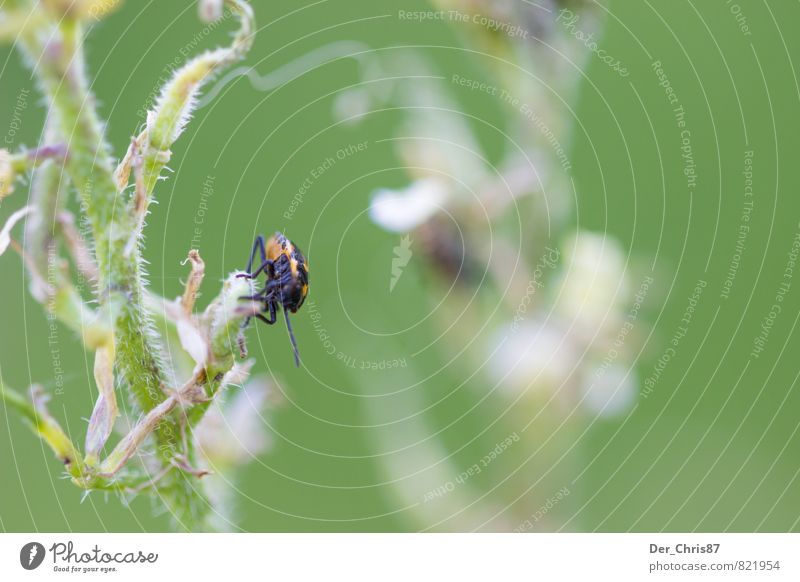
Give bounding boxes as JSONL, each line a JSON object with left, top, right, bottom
{"left": 1, "top": 0, "right": 799, "bottom": 531}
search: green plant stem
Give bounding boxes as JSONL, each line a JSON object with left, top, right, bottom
{"left": 22, "top": 125, "right": 112, "bottom": 348}
{"left": 9, "top": 1, "right": 257, "bottom": 531}
{"left": 20, "top": 21, "right": 171, "bottom": 424}
{"left": 138, "top": 0, "right": 254, "bottom": 198}
{"left": 187, "top": 273, "right": 257, "bottom": 425}
{"left": 18, "top": 17, "right": 186, "bottom": 507}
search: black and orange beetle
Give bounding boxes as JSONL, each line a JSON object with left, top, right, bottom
{"left": 238, "top": 232, "right": 309, "bottom": 366}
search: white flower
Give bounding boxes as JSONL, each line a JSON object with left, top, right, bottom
{"left": 554, "top": 230, "right": 629, "bottom": 333}
{"left": 486, "top": 319, "right": 578, "bottom": 397}
{"left": 196, "top": 376, "right": 273, "bottom": 467}
{"left": 581, "top": 364, "right": 637, "bottom": 417}
{"left": 370, "top": 178, "right": 448, "bottom": 232}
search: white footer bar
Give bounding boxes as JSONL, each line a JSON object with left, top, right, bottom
{"left": 1, "top": 533, "right": 797, "bottom": 580}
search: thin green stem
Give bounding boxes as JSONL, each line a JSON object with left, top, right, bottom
{"left": 19, "top": 17, "right": 174, "bottom": 456}
{"left": 6, "top": 0, "right": 258, "bottom": 531}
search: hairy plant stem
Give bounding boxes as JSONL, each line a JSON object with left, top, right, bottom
{"left": 100, "top": 274, "right": 258, "bottom": 477}
{"left": 22, "top": 24, "right": 170, "bottom": 408}
{"left": 6, "top": 0, "right": 257, "bottom": 531}
{"left": 19, "top": 18, "right": 197, "bottom": 521}
{"left": 23, "top": 123, "right": 110, "bottom": 347}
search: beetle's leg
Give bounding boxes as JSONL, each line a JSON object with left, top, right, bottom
{"left": 245, "top": 235, "right": 267, "bottom": 274}
{"left": 250, "top": 259, "right": 275, "bottom": 279}
{"left": 238, "top": 258, "right": 276, "bottom": 280}
{"left": 283, "top": 308, "right": 301, "bottom": 367}
{"left": 240, "top": 282, "right": 269, "bottom": 328}
{"left": 255, "top": 301, "right": 277, "bottom": 325}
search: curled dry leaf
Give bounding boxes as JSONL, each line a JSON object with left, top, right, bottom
{"left": 177, "top": 318, "right": 208, "bottom": 370}
{"left": 181, "top": 249, "right": 205, "bottom": 315}
{"left": 175, "top": 250, "right": 210, "bottom": 369}
{"left": 84, "top": 343, "right": 118, "bottom": 461}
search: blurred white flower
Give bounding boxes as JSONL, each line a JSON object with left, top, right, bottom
{"left": 196, "top": 375, "right": 273, "bottom": 468}
{"left": 581, "top": 364, "right": 637, "bottom": 418}
{"left": 554, "top": 230, "right": 629, "bottom": 334}
{"left": 0, "top": 149, "right": 14, "bottom": 200}
{"left": 487, "top": 320, "right": 638, "bottom": 417}
{"left": 370, "top": 177, "right": 448, "bottom": 233}
{"left": 486, "top": 319, "right": 578, "bottom": 397}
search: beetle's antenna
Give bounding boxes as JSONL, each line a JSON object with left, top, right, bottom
{"left": 283, "top": 308, "right": 301, "bottom": 367}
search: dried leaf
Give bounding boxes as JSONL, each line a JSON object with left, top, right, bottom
{"left": 85, "top": 343, "right": 118, "bottom": 460}
{"left": 180, "top": 249, "right": 205, "bottom": 314}
{"left": 177, "top": 318, "right": 208, "bottom": 369}
{"left": 113, "top": 137, "right": 137, "bottom": 192}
